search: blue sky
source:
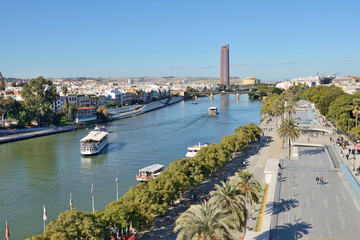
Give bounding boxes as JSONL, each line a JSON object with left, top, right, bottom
{"left": 1, "top": 0, "right": 359, "bottom": 80}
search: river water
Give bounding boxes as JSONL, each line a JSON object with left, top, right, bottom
{"left": 0, "top": 94, "right": 262, "bottom": 239}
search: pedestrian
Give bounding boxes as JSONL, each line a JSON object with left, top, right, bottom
{"left": 308, "top": 138, "right": 310, "bottom": 142}
{"left": 349, "top": 149, "right": 351, "bottom": 155}
{"left": 206, "top": 196, "right": 209, "bottom": 202}
{"left": 278, "top": 172, "right": 281, "bottom": 180}
{"left": 316, "top": 176, "right": 319, "bottom": 184}
{"left": 193, "top": 194, "right": 196, "bottom": 201}
{"left": 320, "top": 177, "right": 323, "bottom": 184}
{"left": 346, "top": 154, "right": 349, "bottom": 160}
{"left": 330, "top": 137, "right": 332, "bottom": 142}
{"left": 278, "top": 163, "right": 282, "bottom": 169}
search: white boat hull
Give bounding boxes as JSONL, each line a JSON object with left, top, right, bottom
{"left": 81, "top": 137, "right": 108, "bottom": 156}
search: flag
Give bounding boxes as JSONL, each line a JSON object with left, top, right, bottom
{"left": 5, "top": 221, "right": 10, "bottom": 239}
{"left": 43, "top": 205, "right": 47, "bottom": 221}
{"left": 70, "top": 193, "right": 73, "bottom": 210}
{"left": 129, "top": 221, "right": 133, "bottom": 234}
{"left": 91, "top": 183, "right": 94, "bottom": 196}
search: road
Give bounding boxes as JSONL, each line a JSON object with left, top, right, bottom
{"left": 270, "top": 105, "right": 360, "bottom": 239}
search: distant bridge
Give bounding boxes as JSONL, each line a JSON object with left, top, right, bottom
{"left": 186, "top": 90, "right": 254, "bottom": 100}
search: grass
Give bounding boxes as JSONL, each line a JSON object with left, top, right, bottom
{"left": 255, "top": 183, "right": 270, "bottom": 232}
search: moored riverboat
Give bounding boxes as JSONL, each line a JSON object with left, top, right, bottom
{"left": 136, "top": 164, "right": 164, "bottom": 182}
{"left": 186, "top": 142, "right": 210, "bottom": 158}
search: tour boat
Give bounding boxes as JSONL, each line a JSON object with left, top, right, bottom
{"left": 208, "top": 106, "right": 218, "bottom": 115}
{"left": 186, "top": 142, "right": 210, "bottom": 158}
{"left": 136, "top": 164, "right": 164, "bottom": 182}
{"left": 80, "top": 128, "right": 109, "bottom": 156}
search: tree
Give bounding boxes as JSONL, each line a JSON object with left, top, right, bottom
{"left": 0, "top": 96, "right": 14, "bottom": 127}
{"left": 21, "top": 76, "right": 58, "bottom": 126}
{"left": 277, "top": 118, "right": 302, "bottom": 158}
{"left": 353, "top": 98, "right": 360, "bottom": 127}
{"left": 232, "top": 170, "right": 262, "bottom": 207}
{"left": 42, "top": 209, "right": 108, "bottom": 240}
{"left": 174, "top": 201, "right": 237, "bottom": 240}
{"left": 210, "top": 181, "right": 248, "bottom": 237}
{"left": 61, "top": 85, "right": 68, "bottom": 107}
{"left": 271, "top": 88, "right": 283, "bottom": 95}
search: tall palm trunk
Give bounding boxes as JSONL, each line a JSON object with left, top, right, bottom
{"left": 288, "top": 138, "right": 291, "bottom": 159}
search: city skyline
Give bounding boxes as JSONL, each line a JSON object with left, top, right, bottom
{"left": 1, "top": 0, "right": 360, "bottom": 80}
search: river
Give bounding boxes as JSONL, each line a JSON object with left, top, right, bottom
{"left": 0, "top": 94, "right": 263, "bottom": 239}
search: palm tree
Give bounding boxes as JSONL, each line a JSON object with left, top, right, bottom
{"left": 284, "top": 101, "right": 296, "bottom": 118}
{"left": 231, "top": 170, "right": 262, "bottom": 207}
{"left": 272, "top": 98, "right": 285, "bottom": 128}
{"left": 210, "top": 181, "right": 248, "bottom": 236}
{"left": 352, "top": 98, "right": 360, "bottom": 127}
{"left": 277, "top": 118, "right": 302, "bottom": 159}
{"left": 61, "top": 85, "right": 68, "bottom": 108}
{"left": 174, "top": 201, "right": 237, "bottom": 240}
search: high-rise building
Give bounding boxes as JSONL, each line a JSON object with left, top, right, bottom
{"left": 220, "top": 45, "right": 229, "bottom": 86}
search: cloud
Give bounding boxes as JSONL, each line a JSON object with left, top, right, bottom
{"left": 196, "top": 65, "right": 218, "bottom": 69}
{"left": 230, "top": 63, "right": 248, "bottom": 67}
{"left": 281, "top": 61, "right": 310, "bottom": 65}
{"left": 168, "top": 65, "right": 187, "bottom": 69}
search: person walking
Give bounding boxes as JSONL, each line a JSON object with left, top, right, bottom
{"left": 278, "top": 172, "right": 281, "bottom": 180}
{"left": 349, "top": 148, "right": 351, "bottom": 155}
{"left": 346, "top": 154, "right": 349, "bottom": 160}
{"left": 320, "top": 177, "right": 323, "bottom": 184}
{"left": 316, "top": 176, "right": 319, "bottom": 184}
{"left": 278, "top": 163, "right": 282, "bottom": 170}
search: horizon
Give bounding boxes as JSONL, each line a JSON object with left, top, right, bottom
{"left": 1, "top": 0, "right": 360, "bottom": 80}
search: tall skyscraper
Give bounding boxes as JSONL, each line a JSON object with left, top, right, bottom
{"left": 220, "top": 45, "right": 229, "bottom": 87}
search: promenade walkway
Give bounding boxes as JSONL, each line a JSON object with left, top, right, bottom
{"left": 138, "top": 100, "right": 360, "bottom": 239}
{"left": 0, "top": 125, "right": 77, "bottom": 144}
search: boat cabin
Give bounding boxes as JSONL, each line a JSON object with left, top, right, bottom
{"left": 208, "top": 107, "right": 218, "bottom": 115}
{"left": 136, "top": 164, "right": 164, "bottom": 182}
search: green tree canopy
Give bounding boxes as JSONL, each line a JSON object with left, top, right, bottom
{"left": 21, "top": 76, "right": 58, "bottom": 126}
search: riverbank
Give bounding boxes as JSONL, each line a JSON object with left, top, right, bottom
{"left": 0, "top": 125, "right": 78, "bottom": 144}
{"left": 0, "top": 96, "right": 183, "bottom": 144}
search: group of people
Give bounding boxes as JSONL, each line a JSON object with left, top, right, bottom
{"left": 315, "top": 176, "right": 324, "bottom": 185}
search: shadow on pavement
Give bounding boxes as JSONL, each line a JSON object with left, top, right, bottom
{"left": 266, "top": 198, "right": 299, "bottom": 215}
{"left": 264, "top": 221, "right": 312, "bottom": 240}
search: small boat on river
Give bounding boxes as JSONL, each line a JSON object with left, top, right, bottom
{"left": 186, "top": 142, "right": 210, "bottom": 158}
{"left": 136, "top": 164, "right": 164, "bottom": 182}
{"left": 80, "top": 127, "right": 109, "bottom": 156}
{"left": 208, "top": 107, "right": 218, "bottom": 115}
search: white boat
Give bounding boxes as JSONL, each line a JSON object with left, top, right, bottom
{"left": 136, "top": 164, "right": 164, "bottom": 182}
{"left": 186, "top": 142, "right": 210, "bottom": 158}
{"left": 80, "top": 129, "right": 109, "bottom": 156}
{"left": 208, "top": 107, "right": 218, "bottom": 115}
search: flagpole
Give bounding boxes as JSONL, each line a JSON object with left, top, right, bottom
{"left": 5, "top": 221, "right": 9, "bottom": 240}
{"left": 70, "top": 193, "right": 73, "bottom": 210}
{"left": 43, "top": 205, "right": 47, "bottom": 232}
{"left": 92, "top": 183, "right": 95, "bottom": 213}
{"left": 116, "top": 173, "right": 119, "bottom": 201}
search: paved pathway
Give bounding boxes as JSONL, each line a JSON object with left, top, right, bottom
{"left": 0, "top": 125, "right": 77, "bottom": 143}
